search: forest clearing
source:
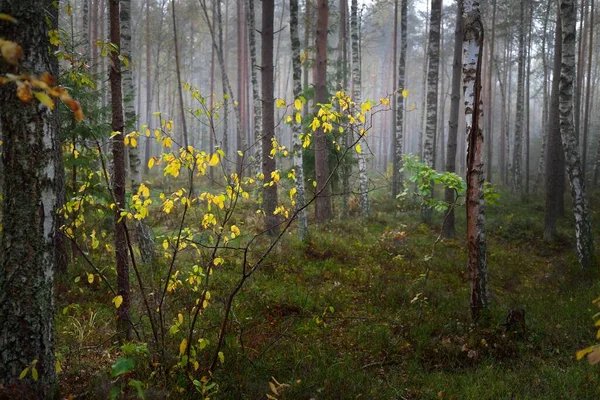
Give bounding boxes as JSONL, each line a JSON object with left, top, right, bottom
{"left": 1, "top": 0, "right": 600, "bottom": 398}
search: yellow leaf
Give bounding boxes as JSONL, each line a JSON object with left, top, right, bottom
{"left": 130, "top": 137, "right": 137, "bottom": 148}
{"left": 576, "top": 346, "right": 595, "bottom": 360}
{"left": 163, "top": 240, "right": 169, "bottom": 250}
{"left": 295, "top": 112, "right": 301, "bottom": 124}
{"left": 294, "top": 99, "right": 302, "bottom": 111}
{"left": 113, "top": 295, "right": 123, "bottom": 309}
{"left": 0, "top": 14, "right": 18, "bottom": 23}
{"left": 0, "top": 39, "right": 23, "bottom": 65}
{"left": 275, "top": 98, "right": 286, "bottom": 108}
{"left": 208, "top": 153, "right": 219, "bottom": 166}
{"left": 87, "top": 273, "right": 94, "bottom": 284}
{"left": 31, "top": 367, "right": 38, "bottom": 381}
{"left": 355, "top": 144, "right": 362, "bottom": 154}
{"left": 402, "top": 89, "right": 409, "bottom": 98}
{"left": 179, "top": 339, "right": 188, "bottom": 355}
{"left": 218, "top": 351, "right": 225, "bottom": 364}
{"left": 19, "top": 367, "right": 29, "bottom": 379}
{"left": 148, "top": 157, "right": 155, "bottom": 169}
{"left": 55, "top": 360, "right": 62, "bottom": 374}
{"left": 178, "top": 313, "right": 184, "bottom": 324}
{"left": 33, "top": 91, "right": 55, "bottom": 110}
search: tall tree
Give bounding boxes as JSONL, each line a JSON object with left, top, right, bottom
{"left": 544, "top": 3, "right": 567, "bottom": 242}
{"left": 392, "top": 0, "right": 408, "bottom": 198}
{"left": 339, "top": 0, "right": 351, "bottom": 213}
{"left": 291, "top": 0, "right": 308, "bottom": 239}
{"left": 462, "top": 0, "right": 489, "bottom": 322}
{"left": 246, "top": 0, "right": 262, "bottom": 175}
{"left": 171, "top": 0, "right": 189, "bottom": 148}
{"left": 351, "top": 0, "right": 368, "bottom": 215}
{"left": 512, "top": 0, "right": 525, "bottom": 195}
{"left": 442, "top": 1, "right": 463, "bottom": 239}
{"left": 0, "top": 1, "right": 59, "bottom": 396}
{"left": 262, "top": 0, "right": 278, "bottom": 233}
{"left": 582, "top": 0, "right": 594, "bottom": 177}
{"left": 559, "top": 0, "right": 595, "bottom": 269}
{"left": 144, "top": 0, "right": 153, "bottom": 174}
{"left": 422, "top": 0, "right": 442, "bottom": 223}
{"left": 485, "top": 0, "right": 496, "bottom": 183}
{"left": 315, "top": 0, "right": 333, "bottom": 220}
{"left": 109, "top": 0, "right": 131, "bottom": 339}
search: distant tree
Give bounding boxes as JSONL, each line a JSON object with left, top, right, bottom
{"left": 582, "top": 0, "right": 594, "bottom": 178}
{"left": 171, "top": 0, "right": 189, "bottom": 148}
{"left": 246, "top": 0, "right": 262, "bottom": 175}
{"left": 315, "top": 0, "right": 333, "bottom": 220}
{"left": 0, "top": 0, "right": 59, "bottom": 396}
{"left": 462, "top": 0, "right": 489, "bottom": 322}
{"left": 442, "top": 0, "right": 463, "bottom": 239}
{"left": 559, "top": 0, "right": 595, "bottom": 269}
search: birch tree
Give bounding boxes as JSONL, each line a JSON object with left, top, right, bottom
{"left": 0, "top": 0, "right": 59, "bottom": 395}
{"left": 462, "top": 0, "right": 489, "bottom": 322}
{"left": 559, "top": 0, "right": 595, "bottom": 269}
{"left": 392, "top": 0, "right": 407, "bottom": 199}
{"left": 290, "top": 0, "right": 308, "bottom": 239}
{"left": 422, "top": 0, "right": 442, "bottom": 223}
{"left": 247, "top": 0, "right": 262, "bottom": 174}
{"left": 351, "top": 0, "right": 369, "bottom": 215}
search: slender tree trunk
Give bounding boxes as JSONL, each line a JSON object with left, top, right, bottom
{"left": 393, "top": 0, "right": 408, "bottom": 198}
{"left": 545, "top": 3, "right": 566, "bottom": 242}
{"left": 144, "top": 0, "right": 152, "bottom": 174}
{"left": 575, "top": 0, "right": 587, "bottom": 144}
{"left": 262, "top": 0, "right": 278, "bottom": 233}
{"left": 339, "top": 0, "right": 351, "bottom": 214}
{"left": 247, "top": 0, "right": 262, "bottom": 175}
{"left": 486, "top": 0, "right": 496, "bottom": 183}
{"left": 291, "top": 0, "right": 309, "bottom": 239}
{"left": 422, "top": 0, "right": 442, "bottom": 223}
{"left": 419, "top": 1, "right": 430, "bottom": 160}
{"left": 513, "top": 0, "right": 525, "bottom": 195}
{"left": 534, "top": 0, "right": 553, "bottom": 194}
{"left": 210, "top": 0, "right": 216, "bottom": 182}
{"left": 559, "top": 0, "right": 595, "bottom": 269}
{"left": 171, "top": 0, "right": 189, "bottom": 148}
{"left": 315, "top": 0, "right": 333, "bottom": 220}
{"left": 442, "top": 1, "right": 462, "bottom": 239}
{"left": 463, "top": 0, "right": 489, "bottom": 323}
{"left": 525, "top": 1, "right": 533, "bottom": 198}
{"left": 582, "top": 0, "right": 594, "bottom": 177}
{"left": 109, "top": 0, "right": 131, "bottom": 340}
{"left": 0, "top": 1, "right": 59, "bottom": 396}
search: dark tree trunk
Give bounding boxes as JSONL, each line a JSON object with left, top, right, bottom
{"left": 109, "top": 0, "right": 131, "bottom": 339}
{"left": 442, "top": 1, "right": 462, "bottom": 239}
{"left": 393, "top": 0, "right": 408, "bottom": 199}
{"left": 262, "top": 0, "right": 279, "bottom": 233}
{"left": 0, "top": 0, "right": 59, "bottom": 396}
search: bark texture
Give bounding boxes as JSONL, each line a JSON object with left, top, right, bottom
{"left": 351, "top": 0, "right": 368, "bottom": 215}
{"left": 290, "top": 0, "right": 308, "bottom": 239}
{"left": 247, "top": 0, "right": 262, "bottom": 174}
{"left": 392, "top": 0, "right": 407, "bottom": 199}
{"left": 109, "top": 0, "right": 131, "bottom": 339}
{"left": 0, "top": 1, "right": 58, "bottom": 396}
{"left": 442, "top": 2, "right": 462, "bottom": 239}
{"left": 512, "top": 0, "right": 525, "bottom": 195}
{"left": 262, "top": 0, "right": 279, "bottom": 233}
{"left": 559, "top": 0, "right": 595, "bottom": 269}
{"left": 315, "top": 0, "right": 332, "bottom": 220}
{"left": 462, "top": 0, "right": 489, "bottom": 322}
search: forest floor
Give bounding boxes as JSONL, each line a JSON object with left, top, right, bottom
{"left": 55, "top": 186, "right": 600, "bottom": 399}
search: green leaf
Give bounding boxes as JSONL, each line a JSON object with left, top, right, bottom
{"left": 109, "top": 386, "right": 122, "bottom": 400}
{"left": 128, "top": 379, "right": 145, "bottom": 399}
{"left": 111, "top": 358, "right": 134, "bottom": 377}
{"left": 18, "top": 367, "right": 29, "bottom": 379}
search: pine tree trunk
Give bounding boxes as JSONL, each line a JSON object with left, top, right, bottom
{"left": 315, "top": 0, "right": 333, "bottom": 220}
{"left": 544, "top": 3, "right": 566, "bottom": 242}
{"left": 525, "top": 1, "right": 533, "bottom": 198}
{"left": 0, "top": 1, "right": 59, "bottom": 396}
{"left": 351, "top": 0, "right": 368, "bottom": 215}
{"left": 109, "top": 0, "right": 131, "bottom": 340}
{"left": 247, "top": 0, "right": 262, "bottom": 175}
{"left": 559, "top": 0, "right": 595, "bottom": 269}
{"left": 422, "top": 0, "right": 442, "bottom": 223}
{"left": 262, "top": 0, "right": 279, "bottom": 234}
{"left": 393, "top": 0, "right": 408, "bottom": 198}
{"left": 442, "top": 2, "right": 462, "bottom": 239}
{"left": 513, "top": 0, "right": 525, "bottom": 195}
{"left": 462, "top": 0, "right": 489, "bottom": 323}
{"left": 290, "top": 0, "right": 309, "bottom": 239}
